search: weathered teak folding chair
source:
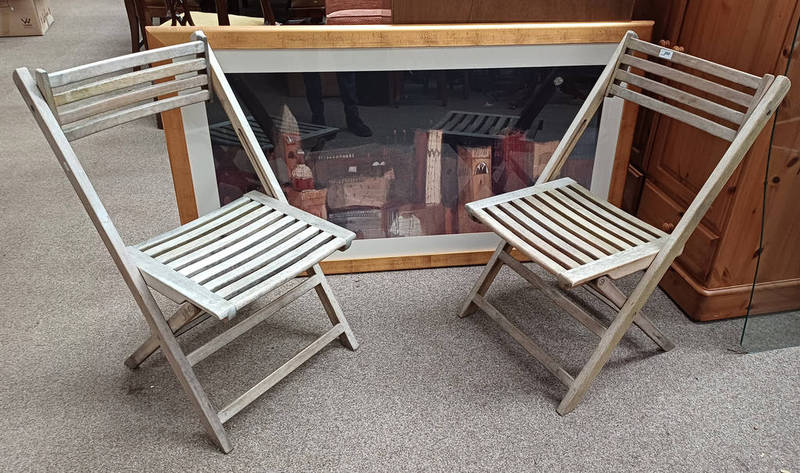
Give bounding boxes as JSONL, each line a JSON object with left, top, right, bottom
{"left": 459, "top": 31, "right": 790, "bottom": 415}
{"left": 14, "top": 31, "right": 359, "bottom": 453}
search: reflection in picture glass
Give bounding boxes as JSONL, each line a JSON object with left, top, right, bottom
{"left": 206, "top": 66, "right": 602, "bottom": 240}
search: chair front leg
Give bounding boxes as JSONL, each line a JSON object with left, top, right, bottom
{"left": 459, "top": 242, "right": 511, "bottom": 318}
{"left": 134, "top": 290, "right": 232, "bottom": 453}
{"left": 309, "top": 264, "right": 359, "bottom": 351}
{"left": 557, "top": 301, "right": 640, "bottom": 416}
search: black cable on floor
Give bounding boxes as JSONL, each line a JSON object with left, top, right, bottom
{"left": 740, "top": 13, "right": 800, "bottom": 345}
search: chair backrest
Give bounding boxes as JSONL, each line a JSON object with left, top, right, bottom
{"left": 14, "top": 31, "right": 286, "bottom": 289}
{"left": 36, "top": 37, "right": 211, "bottom": 141}
{"left": 536, "top": 31, "right": 790, "bottom": 255}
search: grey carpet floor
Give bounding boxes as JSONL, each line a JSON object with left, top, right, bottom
{"left": 0, "top": 2, "right": 798, "bottom": 472}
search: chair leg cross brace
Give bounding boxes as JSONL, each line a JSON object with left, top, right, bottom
{"left": 460, "top": 241, "right": 674, "bottom": 415}
{"left": 125, "top": 272, "right": 358, "bottom": 453}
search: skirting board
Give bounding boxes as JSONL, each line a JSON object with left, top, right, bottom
{"left": 659, "top": 263, "right": 800, "bottom": 321}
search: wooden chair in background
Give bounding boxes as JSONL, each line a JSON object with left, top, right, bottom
{"left": 167, "top": 0, "right": 277, "bottom": 26}
{"left": 459, "top": 31, "right": 790, "bottom": 415}
{"left": 15, "top": 31, "right": 358, "bottom": 452}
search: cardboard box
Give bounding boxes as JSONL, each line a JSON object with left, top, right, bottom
{"left": 0, "top": 0, "right": 53, "bottom": 37}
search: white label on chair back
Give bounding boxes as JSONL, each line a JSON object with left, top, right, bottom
{"left": 658, "top": 49, "right": 674, "bottom": 60}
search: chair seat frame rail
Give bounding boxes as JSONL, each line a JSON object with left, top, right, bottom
{"left": 14, "top": 30, "right": 359, "bottom": 453}
{"left": 459, "top": 30, "right": 790, "bottom": 415}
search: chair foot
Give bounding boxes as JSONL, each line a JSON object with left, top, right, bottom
{"left": 310, "top": 264, "right": 359, "bottom": 351}
{"left": 556, "top": 397, "right": 579, "bottom": 416}
{"left": 458, "top": 300, "right": 479, "bottom": 318}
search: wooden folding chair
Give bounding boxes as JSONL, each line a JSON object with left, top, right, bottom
{"left": 14, "top": 31, "right": 359, "bottom": 453}
{"left": 459, "top": 31, "right": 790, "bottom": 415}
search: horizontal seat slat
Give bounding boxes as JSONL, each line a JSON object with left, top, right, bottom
{"left": 144, "top": 200, "right": 260, "bottom": 257}
{"left": 155, "top": 207, "right": 274, "bottom": 263}
{"left": 137, "top": 196, "right": 252, "bottom": 251}
{"left": 542, "top": 191, "right": 643, "bottom": 246}
{"left": 509, "top": 199, "right": 612, "bottom": 258}
{"left": 168, "top": 212, "right": 288, "bottom": 270}
{"left": 54, "top": 58, "right": 207, "bottom": 106}
{"left": 215, "top": 233, "right": 334, "bottom": 300}
{"left": 465, "top": 177, "right": 573, "bottom": 212}
{"left": 177, "top": 216, "right": 298, "bottom": 277}
{"left": 63, "top": 90, "right": 210, "bottom": 141}
{"left": 198, "top": 224, "right": 315, "bottom": 289}
{"left": 499, "top": 202, "right": 595, "bottom": 264}
{"left": 48, "top": 40, "right": 205, "bottom": 88}
{"left": 228, "top": 237, "right": 345, "bottom": 309}
{"left": 615, "top": 69, "right": 745, "bottom": 125}
{"left": 527, "top": 193, "right": 633, "bottom": 251}
{"left": 470, "top": 207, "right": 568, "bottom": 276}
{"left": 610, "top": 85, "right": 737, "bottom": 141}
{"left": 486, "top": 206, "right": 582, "bottom": 269}
{"left": 619, "top": 54, "right": 754, "bottom": 108}
{"left": 58, "top": 74, "right": 208, "bottom": 124}
{"left": 567, "top": 184, "right": 665, "bottom": 240}
{"left": 555, "top": 187, "right": 655, "bottom": 243}
{"left": 626, "top": 37, "right": 762, "bottom": 89}
{"left": 246, "top": 191, "right": 356, "bottom": 244}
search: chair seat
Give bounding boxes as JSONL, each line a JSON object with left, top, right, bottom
{"left": 128, "top": 191, "right": 355, "bottom": 319}
{"left": 466, "top": 177, "right": 668, "bottom": 288}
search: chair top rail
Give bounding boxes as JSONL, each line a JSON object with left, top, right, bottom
{"left": 625, "top": 37, "right": 761, "bottom": 89}
{"left": 47, "top": 40, "right": 205, "bottom": 88}
{"left": 618, "top": 53, "right": 754, "bottom": 107}
{"left": 52, "top": 57, "right": 207, "bottom": 107}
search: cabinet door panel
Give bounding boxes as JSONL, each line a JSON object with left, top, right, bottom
{"left": 637, "top": 179, "right": 719, "bottom": 281}
{"left": 643, "top": 0, "right": 796, "bottom": 233}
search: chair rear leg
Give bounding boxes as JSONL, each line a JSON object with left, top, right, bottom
{"left": 309, "top": 264, "right": 359, "bottom": 351}
{"left": 459, "top": 242, "right": 510, "bottom": 317}
{"left": 591, "top": 277, "right": 675, "bottom": 352}
{"left": 125, "top": 302, "right": 204, "bottom": 369}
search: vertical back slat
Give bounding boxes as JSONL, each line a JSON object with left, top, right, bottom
{"left": 535, "top": 30, "right": 637, "bottom": 183}
{"left": 205, "top": 39, "right": 287, "bottom": 202}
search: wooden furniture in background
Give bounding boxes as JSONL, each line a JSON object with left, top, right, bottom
{"left": 460, "top": 31, "right": 790, "bottom": 413}
{"left": 619, "top": 0, "right": 800, "bottom": 320}
{"left": 326, "top": 0, "right": 391, "bottom": 24}
{"left": 289, "top": 0, "right": 325, "bottom": 22}
{"left": 166, "top": 0, "right": 277, "bottom": 26}
{"left": 124, "top": 0, "right": 203, "bottom": 51}
{"left": 392, "top": 0, "right": 635, "bottom": 24}
{"left": 15, "top": 32, "right": 359, "bottom": 453}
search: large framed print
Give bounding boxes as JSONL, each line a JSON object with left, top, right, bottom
{"left": 147, "top": 21, "right": 652, "bottom": 273}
